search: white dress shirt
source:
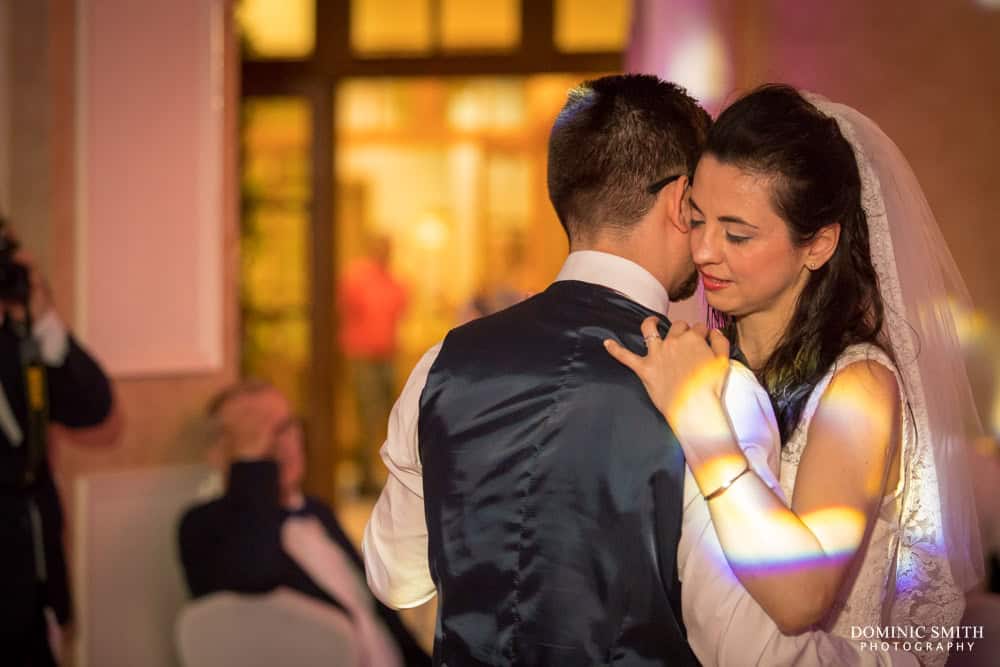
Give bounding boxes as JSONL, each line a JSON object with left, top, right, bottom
{"left": 283, "top": 516, "right": 403, "bottom": 667}
{"left": 363, "top": 251, "right": 914, "bottom": 666}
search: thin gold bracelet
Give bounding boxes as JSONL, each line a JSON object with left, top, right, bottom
{"left": 703, "top": 461, "right": 751, "bottom": 501}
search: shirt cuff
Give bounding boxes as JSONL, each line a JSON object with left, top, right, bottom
{"left": 33, "top": 310, "right": 70, "bottom": 366}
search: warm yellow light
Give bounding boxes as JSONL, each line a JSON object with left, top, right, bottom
{"left": 441, "top": 0, "right": 520, "bottom": 51}
{"left": 448, "top": 88, "right": 488, "bottom": 131}
{"left": 810, "top": 368, "right": 897, "bottom": 497}
{"left": 351, "top": 0, "right": 433, "bottom": 55}
{"left": 236, "top": 0, "right": 315, "bottom": 59}
{"left": 992, "top": 392, "right": 1000, "bottom": 440}
{"left": 695, "top": 452, "right": 749, "bottom": 491}
{"left": 554, "top": 0, "right": 631, "bottom": 52}
{"left": 414, "top": 213, "right": 449, "bottom": 251}
{"left": 445, "top": 79, "right": 525, "bottom": 131}
{"left": 948, "top": 297, "right": 989, "bottom": 347}
{"left": 664, "top": 355, "right": 731, "bottom": 437}
{"left": 799, "top": 507, "right": 868, "bottom": 557}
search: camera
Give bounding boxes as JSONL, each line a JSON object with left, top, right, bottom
{"left": 0, "top": 219, "right": 30, "bottom": 304}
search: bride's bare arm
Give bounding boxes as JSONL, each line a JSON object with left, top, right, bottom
{"left": 606, "top": 317, "right": 901, "bottom": 634}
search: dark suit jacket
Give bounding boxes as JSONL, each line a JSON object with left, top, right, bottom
{"left": 0, "top": 325, "right": 114, "bottom": 636}
{"left": 419, "top": 281, "right": 697, "bottom": 666}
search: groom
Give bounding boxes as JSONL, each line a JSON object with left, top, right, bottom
{"left": 364, "top": 74, "right": 707, "bottom": 665}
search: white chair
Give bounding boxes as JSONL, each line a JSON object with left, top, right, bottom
{"left": 175, "top": 588, "right": 360, "bottom": 667}
{"left": 74, "top": 464, "right": 217, "bottom": 667}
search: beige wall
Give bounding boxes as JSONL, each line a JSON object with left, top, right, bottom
{"left": 7, "top": 0, "right": 53, "bottom": 266}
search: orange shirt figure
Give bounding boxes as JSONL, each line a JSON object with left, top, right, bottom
{"left": 338, "top": 238, "right": 409, "bottom": 494}
{"left": 338, "top": 256, "right": 407, "bottom": 361}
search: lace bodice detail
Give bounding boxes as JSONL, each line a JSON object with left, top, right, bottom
{"left": 779, "top": 345, "right": 914, "bottom": 654}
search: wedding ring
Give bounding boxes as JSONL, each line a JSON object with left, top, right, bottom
{"left": 643, "top": 334, "right": 660, "bottom": 343}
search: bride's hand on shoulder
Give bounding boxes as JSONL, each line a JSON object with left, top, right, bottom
{"left": 604, "top": 316, "right": 731, "bottom": 427}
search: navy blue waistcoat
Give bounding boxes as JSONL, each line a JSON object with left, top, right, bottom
{"left": 419, "top": 280, "right": 698, "bottom": 666}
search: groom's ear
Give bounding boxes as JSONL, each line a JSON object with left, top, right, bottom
{"left": 664, "top": 176, "right": 690, "bottom": 233}
{"left": 806, "top": 222, "right": 841, "bottom": 269}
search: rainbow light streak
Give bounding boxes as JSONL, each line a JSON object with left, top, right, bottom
{"left": 719, "top": 505, "right": 866, "bottom": 575}
{"left": 693, "top": 452, "right": 867, "bottom": 577}
{"left": 690, "top": 378, "right": 879, "bottom": 577}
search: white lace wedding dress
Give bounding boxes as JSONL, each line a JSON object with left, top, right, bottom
{"left": 779, "top": 343, "right": 963, "bottom": 667}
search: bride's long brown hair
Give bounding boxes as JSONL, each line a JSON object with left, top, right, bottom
{"left": 705, "top": 85, "right": 889, "bottom": 443}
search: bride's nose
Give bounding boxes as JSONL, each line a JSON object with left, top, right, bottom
{"left": 691, "top": 221, "right": 723, "bottom": 266}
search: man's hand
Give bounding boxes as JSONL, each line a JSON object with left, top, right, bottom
{"left": 20, "top": 250, "right": 55, "bottom": 322}
{"left": 604, "top": 317, "right": 731, "bottom": 425}
{"left": 0, "top": 226, "right": 55, "bottom": 323}
{"left": 217, "top": 389, "right": 291, "bottom": 462}
{"left": 221, "top": 398, "right": 279, "bottom": 461}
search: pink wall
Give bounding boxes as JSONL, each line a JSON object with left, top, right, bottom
{"left": 78, "top": 0, "right": 225, "bottom": 376}
{"left": 53, "top": 0, "right": 239, "bottom": 492}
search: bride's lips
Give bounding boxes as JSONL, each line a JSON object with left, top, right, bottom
{"left": 700, "top": 272, "right": 732, "bottom": 292}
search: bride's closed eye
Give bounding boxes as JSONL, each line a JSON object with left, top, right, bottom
{"left": 690, "top": 217, "right": 752, "bottom": 244}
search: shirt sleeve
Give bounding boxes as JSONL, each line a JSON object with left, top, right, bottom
{"left": 362, "top": 343, "right": 441, "bottom": 609}
{"left": 679, "top": 362, "right": 917, "bottom": 667}
{"left": 42, "top": 320, "right": 115, "bottom": 429}
{"left": 33, "top": 310, "right": 70, "bottom": 366}
{"left": 721, "top": 362, "right": 783, "bottom": 498}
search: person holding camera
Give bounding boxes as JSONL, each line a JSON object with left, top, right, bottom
{"left": 0, "top": 223, "right": 120, "bottom": 666}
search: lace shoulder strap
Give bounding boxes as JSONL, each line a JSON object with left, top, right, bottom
{"left": 792, "top": 342, "right": 899, "bottom": 441}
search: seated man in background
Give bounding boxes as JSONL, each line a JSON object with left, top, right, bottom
{"left": 177, "top": 381, "right": 429, "bottom": 666}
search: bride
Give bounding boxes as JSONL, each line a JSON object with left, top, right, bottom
{"left": 606, "top": 85, "right": 983, "bottom": 666}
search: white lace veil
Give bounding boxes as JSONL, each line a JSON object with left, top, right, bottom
{"left": 805, "top": 94, "right": 985, "bottom": 632}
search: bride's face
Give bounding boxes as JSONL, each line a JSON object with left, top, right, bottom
{"left": 688, "top": 155, "right": 811, "bottom": 319}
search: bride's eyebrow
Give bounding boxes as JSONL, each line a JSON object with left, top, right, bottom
{"left": 719, "top": 215, "right": 759, "bottom": 229}
{"left": 689, "top": 197, "right": 759, "bottom": 229}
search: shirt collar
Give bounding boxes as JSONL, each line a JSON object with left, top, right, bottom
{"left": 554, "top": 250, "right": 671, "bottom": 316}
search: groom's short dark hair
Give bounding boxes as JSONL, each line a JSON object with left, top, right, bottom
{"left": 547, "top": 74, "right": 709, "bottom": 244}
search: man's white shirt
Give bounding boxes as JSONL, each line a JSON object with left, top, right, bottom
{"left": 362, "top": 250, "right": 914, "bottom": 666}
